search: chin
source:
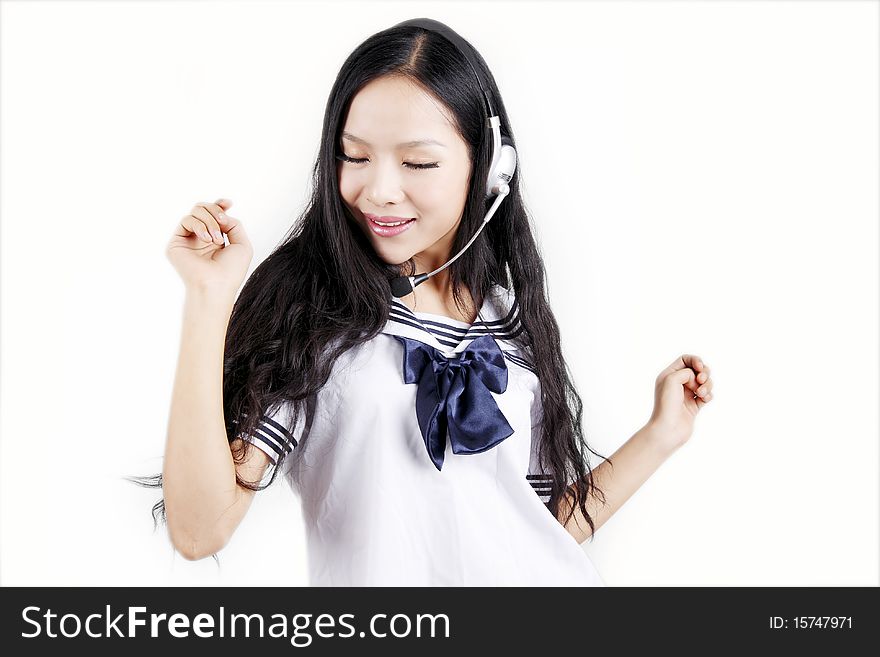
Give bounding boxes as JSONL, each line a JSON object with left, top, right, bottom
{"left": 374, "top": 248, "right": 415, "bottom": 267}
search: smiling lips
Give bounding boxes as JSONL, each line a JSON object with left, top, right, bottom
{"left": 364, "top": 213, "right": 415, "bottom": 226}
{"left": 363, "top": 213, "right": 416, "bottom": 237}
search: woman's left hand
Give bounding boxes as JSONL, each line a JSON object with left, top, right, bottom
{"left": 647, "top": 354, "right": 714, "bottom": 450}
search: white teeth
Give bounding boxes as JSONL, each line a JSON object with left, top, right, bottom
{"left": 373, "top": 219, "right": 412, "bottom": 227}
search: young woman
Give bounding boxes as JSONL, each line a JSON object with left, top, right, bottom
{"left": 139, "top": 19, "right": 714, "bottom": 586}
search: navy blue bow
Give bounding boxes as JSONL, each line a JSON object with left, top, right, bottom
{"left": 393, "top": 334, "right": 514, "bottom": 471}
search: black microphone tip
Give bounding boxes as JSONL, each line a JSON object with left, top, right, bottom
{"left": 390, "top": 276, "right": 414, "bottom": 298}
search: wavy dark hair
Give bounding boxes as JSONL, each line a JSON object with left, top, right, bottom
{"left": 128, "top": 19, "right": 611, "bottom": 562}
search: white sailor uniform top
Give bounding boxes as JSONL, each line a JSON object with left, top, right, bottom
{"left": 239, "top": 283, "right": 606, "bottom": 586}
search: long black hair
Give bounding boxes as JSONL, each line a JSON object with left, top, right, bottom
{"left": 129, "top": 20, "right": 611, "bottom": 558}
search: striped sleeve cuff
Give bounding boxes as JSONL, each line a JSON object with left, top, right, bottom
{"left": 237, "top": 414, "right": 298, "bottom": 465}
{"left": 526, "top": 474, "right": 554, "bottom": 503}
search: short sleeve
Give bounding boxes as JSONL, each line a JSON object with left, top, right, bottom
{"left": 526, "top": 394, "right": 554, "bottom": 503}
{"left": 235, "top": 397, "right": 311, "bottom": 466}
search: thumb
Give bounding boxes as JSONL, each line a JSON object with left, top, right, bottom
{"left": 215, "top": 198, "right": 233, "bottom": 211}
{"left": 669, "top": 367, "right": 698, "bottom": 394}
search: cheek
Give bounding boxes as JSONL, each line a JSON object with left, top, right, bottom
{"left": 338, "top": 168, "right": 356, "bottom": 204}
{"left": 413, "top": 171, "right": 465, "bottom": 208}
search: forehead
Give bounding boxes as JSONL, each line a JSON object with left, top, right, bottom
{"left": 343, "top": 76, "right": 460, "bottom": 148}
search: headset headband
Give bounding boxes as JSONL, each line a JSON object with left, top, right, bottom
{"left": 392, "top": 18, "right": 497, "bottom": 119}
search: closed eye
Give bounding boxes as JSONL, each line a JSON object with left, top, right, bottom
{"left": 335, "top": 153, "right": 439, "bottom": 170}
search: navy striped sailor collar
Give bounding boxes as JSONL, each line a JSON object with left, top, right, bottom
{"left": 382, "top": 283, "right": 524, "bottom": 356}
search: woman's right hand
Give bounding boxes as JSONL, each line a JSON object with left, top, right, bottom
{"left": 166, "top": 198, "right": 254, "bottom": 297}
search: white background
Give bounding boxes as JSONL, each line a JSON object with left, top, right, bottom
{"left": 1, "top": 0, "right": 877, "bottom": 586}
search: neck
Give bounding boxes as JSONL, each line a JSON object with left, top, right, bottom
{"left": 419, "top": 270, "right": 453, "bottom": 300}
{"left": 411, "top": 246, "right": 455, "bottom": 297}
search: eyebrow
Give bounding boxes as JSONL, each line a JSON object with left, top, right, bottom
{"left": 341, "top": 132, "right": 447, "bottom": 149}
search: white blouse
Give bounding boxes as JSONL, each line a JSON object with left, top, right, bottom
{"left": 239, "top": 283, "right": 606, "bottom": 586}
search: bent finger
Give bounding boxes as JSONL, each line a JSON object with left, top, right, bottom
{"left": 192, "top": 204, "right": 226, "bottom": 245}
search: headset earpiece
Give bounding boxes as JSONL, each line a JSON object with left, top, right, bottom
{"left": 487, "top": 135, "right": 517, "bottom": 198}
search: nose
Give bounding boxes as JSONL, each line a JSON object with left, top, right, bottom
{"left": 364, "top": 158, "right": 406, "bottom": 206}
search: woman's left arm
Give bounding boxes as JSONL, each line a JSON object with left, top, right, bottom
{"left": 558, "top": 354, "right": 714, "bottom": 543}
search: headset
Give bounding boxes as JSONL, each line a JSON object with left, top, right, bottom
{"left": 387, "top": 18, "right": 518, "bottom": 298}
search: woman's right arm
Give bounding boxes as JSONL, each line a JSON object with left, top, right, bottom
{"left": 163, "top": 288, "right": 270, "bottom": 560}
{"left": 162, "top": 199, "right": 263, "bottom": 560}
